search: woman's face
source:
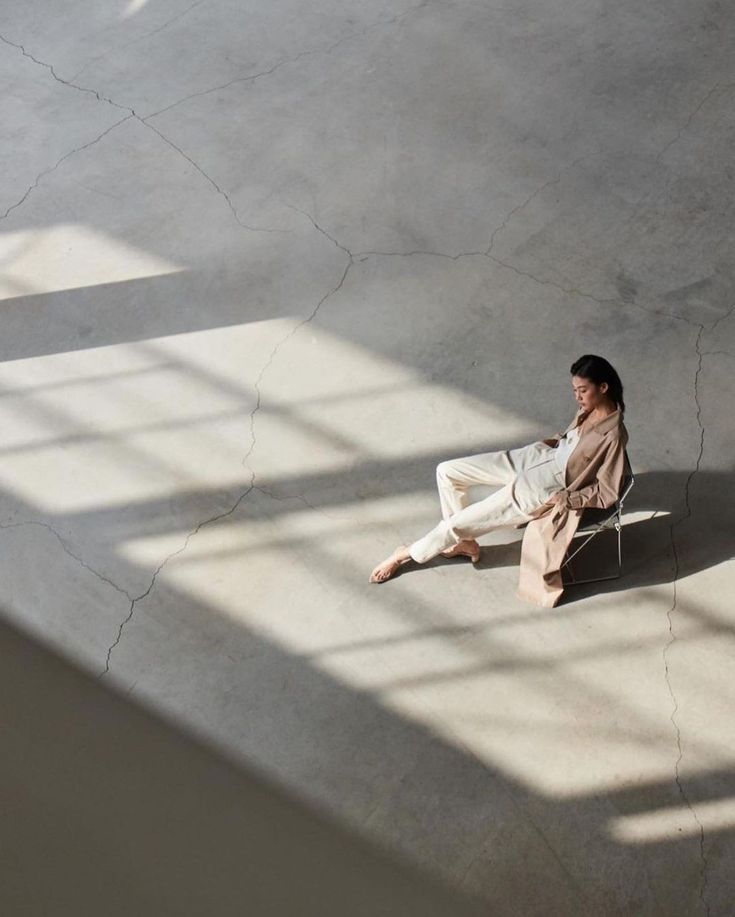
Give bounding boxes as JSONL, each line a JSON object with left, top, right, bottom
{"left": 571, "top": 375, "right": 608, "bottom": 412}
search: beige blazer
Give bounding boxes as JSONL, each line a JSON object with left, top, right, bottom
{"left": 516, "top": 406, "right": 630, "bottom": 607}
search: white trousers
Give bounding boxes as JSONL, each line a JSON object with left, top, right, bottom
{"left": 408, "top": 441, "right": 567, "bottom": 563}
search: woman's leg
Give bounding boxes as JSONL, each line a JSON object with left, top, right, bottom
{"left": 434, "top": 450, "right": 517, "bottom": 560}
{"left": 407, "top": 480, "right": 533, "bottom": 564}
{"left": 369, "top": 445, "right": 558, "bottom": 583}
{"left": 435, "top": 450, "right": 515, "bottom": 519}
{"left": 408, "top": 457, "right": 566, "bottom": 565}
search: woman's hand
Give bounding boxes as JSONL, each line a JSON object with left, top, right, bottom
{"left": 547, "top": 490, "right": 572, "bottom": 534}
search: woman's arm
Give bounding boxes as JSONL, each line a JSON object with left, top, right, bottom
{"left": 554, "top": 431, "right": 628, "bottom": 510}
{"left": 541, "top": 432, "right": 564, "bottom": 448}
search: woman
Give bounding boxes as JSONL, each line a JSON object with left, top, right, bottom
{"left": 369, "top": 355, "right": 629, "bottom": 605}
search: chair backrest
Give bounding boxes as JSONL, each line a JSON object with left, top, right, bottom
{"left": 618, "top": 449, "right": 635, "bottom": 506}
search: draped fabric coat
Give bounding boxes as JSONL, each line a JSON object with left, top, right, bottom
{"left": 516, "top": 406, "right": 630, "bottom": 608}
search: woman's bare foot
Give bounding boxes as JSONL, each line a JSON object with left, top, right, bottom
{"left": 441, "top": 538, "right": 481, "bottom": 562}
{"left": 369, "top": 544, "right": 413, "bottom": 583}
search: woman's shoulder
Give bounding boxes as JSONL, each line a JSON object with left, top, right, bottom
{"left": 607, "top": 413, "right": 628, "bottom": 443}
{"left": 595, "top": 409, "right": 628, "bottom": 443}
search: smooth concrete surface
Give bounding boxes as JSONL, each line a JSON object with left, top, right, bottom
{"left": 1, "top": 2, "right": 734, "bottom": 914}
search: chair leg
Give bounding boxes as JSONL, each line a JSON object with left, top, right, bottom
{"left": 562, "top": 519, "right": 623, "bottom": 587}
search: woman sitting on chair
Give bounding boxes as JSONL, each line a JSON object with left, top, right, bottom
{"left": 369, "top": 354, "right": 629, "bottom": 606}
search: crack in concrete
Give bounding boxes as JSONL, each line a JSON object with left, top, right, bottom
{"left": 355, "top": 149, "right": 608, "bottom": 263}
{"left": 240, "top": 206, "right": 354, "bottom": 477}
{"left": 0, "top": 518, "right": 133, "bottom": 601}
{"left": 660, "top": 304, "right": 735, "bottom": 917}
{"left": 654, "top": 80, "right": 730, "bottom": 166}
{"left": 349, "top": 242, "right": 639, "bottom": 330}
{"left": 1, "top": 32, "right": 362, "bottom": 675}
{"left": 485, "top": 252, "right": 722, "bottom": 330}
{"left": 661, "top": 301, "right": 734, "bottom": 910}
{"left": 3, "top": 0, "right": 430, "bottom": 237}
{"left": 706, "top": 302, "right": 735, "bottom": 335}
{"left": 352, "top": 152, "right": 609, "bottom": 262}
{"left": 0, "top": 517, "right": 159, "bottom": 683}
{"left": 69, "top": 0, "right": 209, "bottom": 83}
{"left": 484, "top": 149, "right": 605, "bottom": 257}
{"left": 292, "top": 207, "right": 719, "bottom": 340}
{"left": 249, "top": 484, "right": 351, "bottom": 592}
{"left": 1, "top": 509, "right": 269, "bottom": 684}
{"left": 7, "top": 24, "right": 718, "bottom": 341}
{"left": 354, "top": 246, "right": 486, "bottom": 260}
{"left": 1, "top": 115, "right": 132, "bottom": 221}
{"left": 241, "top": 266, "right": 354, "bottom": 473}
{"left": 142, "top": 120, "right": 289, "bottom": 233}
{"left": 625, "top": 79, "right": 735, "bottom": 227}
{"left": 144, "top": 0, "right": 431, "bottom": 121}
{"left": 486, "top": 252, "right": 619, "bottom": 305}
{"left": 0, "top": 32, "right": 133, "bottom": 113}
{"left": 1, "top": 31, "right": 285, "bottom": 234}
{"left": 99, "top": 469, "right": 257, "bottom": 677}
{"left": 662, "top": 323, "right": 708, "bottom": 915}
{"left": 252, "top": 484, "right": 360, "bottom": 525}
{"left": 286, "top": 202, "right": 355, "bottom": 259}
{"left": 102, "top": 207, "right": 355, "bottom": 675}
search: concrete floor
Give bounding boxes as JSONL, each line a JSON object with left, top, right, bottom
{"left": 1, "top": 1, "right": 734, "bottom": 914}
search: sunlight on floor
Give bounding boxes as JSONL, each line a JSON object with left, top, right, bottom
{"left": 0, "top": 317, "right": 535, "bottom": 512}
{"left": 610, "top": 797, "right": 735, "bottom": 843}
{"left": 0, "top": 224, "right": 183, "bottom": 302}
{"left": 2, "top": 249, "right": 732, "bottom": 816}
{"left": 119, "top": 484, "right": 735, "bottom": 803}
{"left": 122, "top": 0, "right": 150, "bottom": 18}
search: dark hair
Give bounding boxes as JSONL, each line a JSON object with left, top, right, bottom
{"left": 570, "top": 354, "right": 625, "bottom": 413}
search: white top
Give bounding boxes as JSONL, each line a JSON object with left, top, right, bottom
{"left": 552, "top": 425, "right": 580, "bottom": 476}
